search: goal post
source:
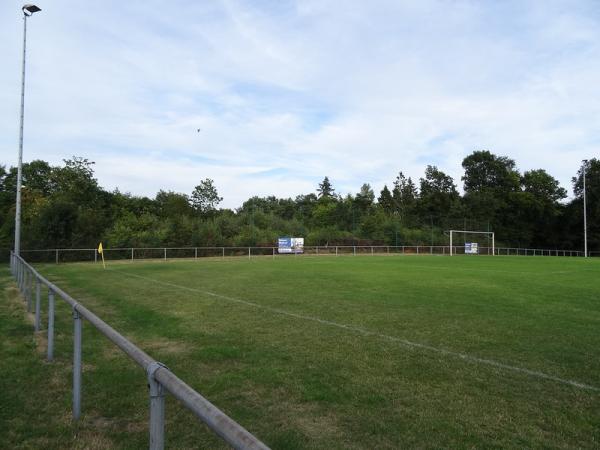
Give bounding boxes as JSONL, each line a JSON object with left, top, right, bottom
{"left": 448, "top": 230, "right": 495, "bottom": 256}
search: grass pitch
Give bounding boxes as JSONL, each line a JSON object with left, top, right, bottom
{"left": 2, "top": 255, "right": 600, "bottom": 448}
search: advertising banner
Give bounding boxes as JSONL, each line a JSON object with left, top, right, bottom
{"left": 465, "top": 242, "right": 479, "bottom": 254}
{"left": 278, "top": 237, "right": 304, "bottom": 254}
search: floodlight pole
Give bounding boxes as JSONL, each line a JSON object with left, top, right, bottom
{"left": 583, "top": 160, "right": 588, "bottom": 258}
{"left": 14, "top": 4, "right": 41, "bottom": 257}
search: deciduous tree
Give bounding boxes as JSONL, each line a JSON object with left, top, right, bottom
{"left": 190, "top": 178, "right": 222, "bottom": 215}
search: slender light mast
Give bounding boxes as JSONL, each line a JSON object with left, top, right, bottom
{"left": 583, "top": 160, "right": 588, "bottom": 258}
{"left": 14, "top": 4, "right": 41, "bottom": 256}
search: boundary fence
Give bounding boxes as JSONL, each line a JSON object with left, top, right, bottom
{"left": 9, "top": 252, "right": 269, "bottom": 450}
{"left": 16, "top": 245, "right": 588, "bottom": 264}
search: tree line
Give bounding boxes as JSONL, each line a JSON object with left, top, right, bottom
{"left": 0, "top": 151, "right": 597, "bottom": 252}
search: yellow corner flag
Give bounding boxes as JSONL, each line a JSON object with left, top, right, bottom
{"left": 98, "top": 242, "right": 106, "bottom": 269}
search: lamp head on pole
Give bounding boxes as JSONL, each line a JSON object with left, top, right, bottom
{"left": 22, "top": 4, "right": 41, "bottom": 16}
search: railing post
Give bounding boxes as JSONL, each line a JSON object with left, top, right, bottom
{"left": 132, "top": 248, "right": 134, "bottom": 262}
{"left": 164, "top": 248, "right": 167, "bottom": 261}
{"left": 22, "top": 266, "right": 27, "bottom": 296}
{"left": 248, "top": 247, "right": 251, "bottom": 259}
{"left": 17, "top": 260, "right": 21, "bottom": 290}
{"left": 336, "top": 246, "right": 338, "bottom": 257}
{"left": 47, "top": 290, "right": 55, "bottom": 361}
{"left": 28, "top": 270, "right": 33, "bottom": 307}
{"left": 20, "top": 264, "right": 25, "bottom": 296}
{"left": 56, "top": 249, "right": 59, "bottom": 264}
{"left": 21, "top": 266, "right": 25, "bottom": 297}
{"left": 147, "top": 362, "right": 166, "bottom": 450}
{"left": 28, "top": 269, "right": 34, "bottom": 311}
{"left": 353, "top": 246, "right": 356, "bottom": 256}
{"left": 25, "top": 269, "right": 31, "bottom": 312}
{"left": 73, "top": 307, "right": 82, "bottom": 420}
{"left": 94, "top": 249, "right": 98, "bottom": 264}
{"left": 195, "top": 247, "right": 198, "bottom": 259}
{"left": 34, "top": 278, "right": 41, "bottom": 332}
{"left": 371, "top": 246, "right": 374, "bottom": 256}
{"left": 222, "top": 247, "right": 225, "bottom": 259}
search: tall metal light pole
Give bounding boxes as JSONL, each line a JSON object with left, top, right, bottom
{"left": 583, "top": 160, "right": 588, "bottom": 258}
{"left": 14, "top": 4, "right": 41, "bottom": 256}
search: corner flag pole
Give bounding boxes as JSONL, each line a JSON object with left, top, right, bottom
{"left": 98, "top": 242, "right": 106, "bottom": 269}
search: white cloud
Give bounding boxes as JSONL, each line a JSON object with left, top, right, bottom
{"left": 1, "top": 0, "right": 599, "bottom": 208}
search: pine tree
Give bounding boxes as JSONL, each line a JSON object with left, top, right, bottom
{"left": 378, "top": 185, "right": 394, "bottom": 214}
{"left": 317, "top": 176, "right": 335, "bottom": 199}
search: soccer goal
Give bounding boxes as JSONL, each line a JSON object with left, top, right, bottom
{"left": 448, "top": 230, "right": 495, "bottom": 256}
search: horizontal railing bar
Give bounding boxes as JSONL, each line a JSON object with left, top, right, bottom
{"left": 20, "top": 248, "right": 96, "bottom": 252}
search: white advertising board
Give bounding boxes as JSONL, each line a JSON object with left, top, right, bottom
{"left": 465, "top": 242, "right": 479, "bottom": 254}
{"left": 278, "top": 237, "right": 304, "bottom": 254}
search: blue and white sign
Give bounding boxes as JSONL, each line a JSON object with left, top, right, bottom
{"left": 465, "top": 242, "right": 479, "bottom": 254}
{"left": 278, "top": 237, "right": 292, "bottom": 253}
{"left": 278, "top": 237, "right": 304, "bottom": 254}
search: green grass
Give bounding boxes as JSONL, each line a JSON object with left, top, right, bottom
{"left": 1, "top": 255, "right": 600, "bottom": 448}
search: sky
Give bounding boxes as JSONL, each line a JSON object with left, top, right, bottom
{"left": 1, "top": 0, "right": 599, "bottom": 208}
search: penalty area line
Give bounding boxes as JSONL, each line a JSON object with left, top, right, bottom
{"left": 110, "top": 269, "right": 600, "bottom": 393}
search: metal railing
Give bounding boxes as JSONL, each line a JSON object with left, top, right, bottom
{"left": 9, "top": 252, "right": 269, "bottom": 450}
{"left": 16, "top": 245, "right": 587, "bottom": 263}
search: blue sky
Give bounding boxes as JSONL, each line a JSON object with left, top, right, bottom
{"left": 1, "top": 0, "right": 599, "bottom": 207}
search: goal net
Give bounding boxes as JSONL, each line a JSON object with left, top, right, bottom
{"left": 448, "top": 230, "right": 495, "bottom": 256}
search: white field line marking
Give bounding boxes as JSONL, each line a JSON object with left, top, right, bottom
{"left": 112, "top": 269, "right": 600, "bottom": 392}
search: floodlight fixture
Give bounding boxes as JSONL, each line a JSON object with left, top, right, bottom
{"left": 22, "top": 4, "right": 41, "bottom": 15}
